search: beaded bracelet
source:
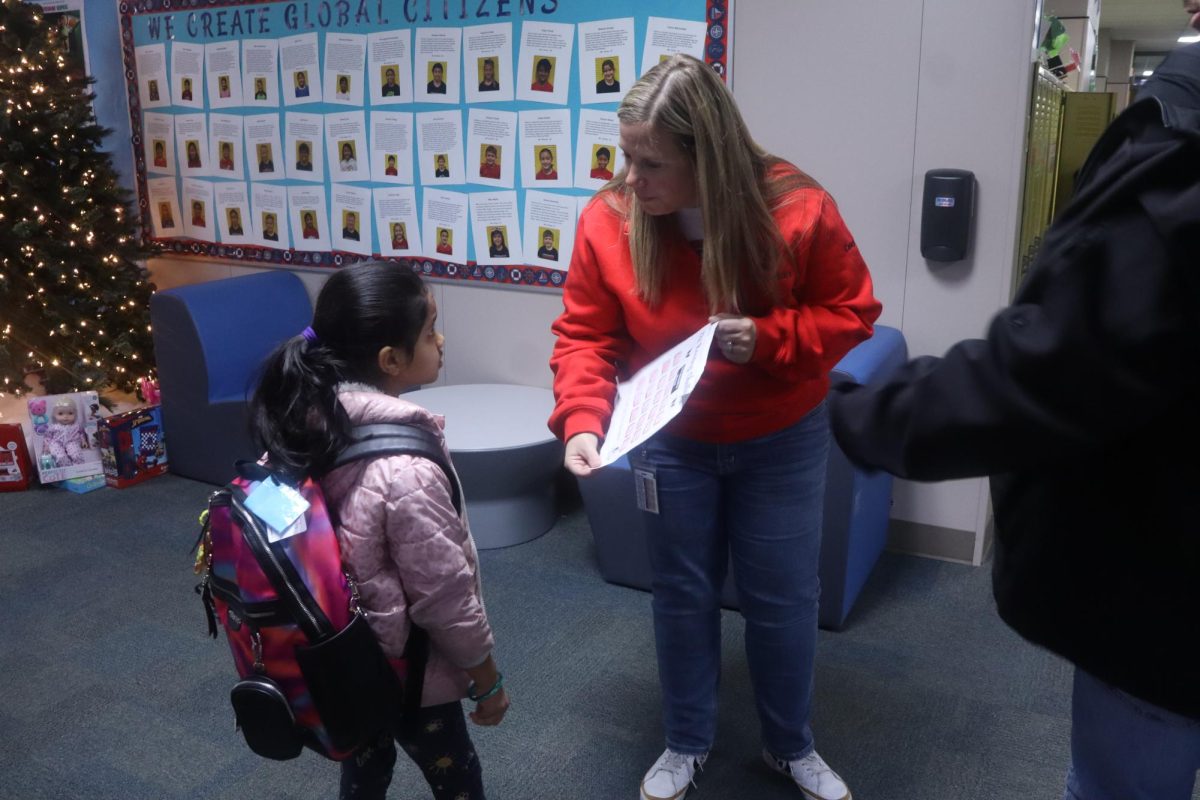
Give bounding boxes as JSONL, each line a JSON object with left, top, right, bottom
{"left": 467, "top": 671, "right": 504, "bottom": 702}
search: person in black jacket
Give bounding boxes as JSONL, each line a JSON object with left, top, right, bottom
{"left": 829, "top": 44, "right": 1200, "bottom": 800}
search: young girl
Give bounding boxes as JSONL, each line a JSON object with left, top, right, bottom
{"left": 248, "top": 262, "right": 509, "bottom": 800}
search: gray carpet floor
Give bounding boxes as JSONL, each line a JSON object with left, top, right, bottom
{"left": 0, "top": 474, "right": 1163, "bottom": 799}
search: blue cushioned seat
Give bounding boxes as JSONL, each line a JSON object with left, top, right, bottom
{"left": 149, "top": 271, "right": 312, "bottom": 485}
{"left": 579, "top": 325, "right": 908, "bottom": 630}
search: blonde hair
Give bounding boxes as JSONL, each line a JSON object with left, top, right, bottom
{"left": 53, "top": 397, "right": 78, "bottom": 424}
{"left": 606, "top": 54, "right": 818, "bottom": 311}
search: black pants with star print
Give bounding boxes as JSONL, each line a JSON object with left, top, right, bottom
{"left": 339, "top": 701, "right": 485, "bottom": 800}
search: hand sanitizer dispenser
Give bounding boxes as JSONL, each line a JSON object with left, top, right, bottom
{"left": 920, "top": 169, "right": 975, "bottom": 262}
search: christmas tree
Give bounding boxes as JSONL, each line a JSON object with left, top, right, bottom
{"left": 0, "top": 0, "right": 156, "bottom": 397}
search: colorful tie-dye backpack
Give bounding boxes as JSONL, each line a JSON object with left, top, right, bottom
{"left": 194, "top": 423, "right": 462, "bottom": 761}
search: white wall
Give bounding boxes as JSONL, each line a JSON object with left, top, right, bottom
{"left": 734, "top": 0, "right": 1039, "bottom": 561}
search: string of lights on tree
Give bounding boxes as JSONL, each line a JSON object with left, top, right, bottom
{"left": 0, "top": 0, "right": 157, "bottom": 398}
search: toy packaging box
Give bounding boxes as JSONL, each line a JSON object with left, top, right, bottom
{"left": 99, "top": 405, "right": 168, "bottom": 488}
{"left": 26, "top": 391, "right": 104, "bottom": 484}
{"left": 0, "top": 422, "right": 33, "bottom": 492}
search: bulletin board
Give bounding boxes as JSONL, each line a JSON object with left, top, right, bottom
{"left": 119, "top": 0, "right": 733, "bottom": 290}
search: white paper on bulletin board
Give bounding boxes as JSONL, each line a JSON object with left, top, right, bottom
{"left": 120, "top": 0, "right": 733, "bottom": 289}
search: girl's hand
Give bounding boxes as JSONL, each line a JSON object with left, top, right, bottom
{"left": 710, "top": 314, "right": 757, "bottom": 364}
{"left": 469, "top": 687, "right": 510, "bottom": 726}
{"left": 564, "top": 432, "right": 601, "bottom": 477}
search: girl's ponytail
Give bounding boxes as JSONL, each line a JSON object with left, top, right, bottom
{"left": 248, "top": 331, "right": 352, "bottom": 480}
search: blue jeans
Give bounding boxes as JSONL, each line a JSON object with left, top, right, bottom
{"left": 1065, "top": 668, "right": 1200, "bottom": 800}
{"left": 631, "top": 404, "right": 830, "bottom": 759}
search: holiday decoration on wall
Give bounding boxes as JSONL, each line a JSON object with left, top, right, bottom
{"left": 0, "top": 0, "right": 158, "bottom": 397}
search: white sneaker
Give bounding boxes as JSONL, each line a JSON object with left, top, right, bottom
{"left": 640, "top": 749, "right": 707, "bottom": 800}
{"left": 764, "top": 749, "right": 852, "bottom": 800}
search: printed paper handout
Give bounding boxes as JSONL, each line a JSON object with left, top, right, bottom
{"left": 599, "top": 322, "right": 718, "bottom": 466}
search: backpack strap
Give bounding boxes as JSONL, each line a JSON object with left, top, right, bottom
{"left": 335, "top": 424, "right": 462, "bottom": 515}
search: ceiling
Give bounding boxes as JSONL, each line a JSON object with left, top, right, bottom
{"left": 1098, "top": 0, "right": 1195, "bottom": 56}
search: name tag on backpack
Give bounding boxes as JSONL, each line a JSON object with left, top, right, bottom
{"left": 244, "top": 478, "right": 310, "bottom": 542}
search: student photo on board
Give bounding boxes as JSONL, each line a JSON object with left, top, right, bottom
{"left": 436, "top": 227, "right": 452, "bottom": 255}
{"left": 301, "top": 210, "right": 319, "bottom": 239}
{"left": 158, "top": 202, "right": 174, "bottom": 228}
{"left": 381, "top": 65, "right": 401, "bottom": 96}
{"left": 335, "top": 74, "right": 351, "bottom": 100}
{"left": 262, "top": 212, "right": 279, "bottom": 241}
{"left": 227, "top": 208, "right": 244, "bottom": 235}
{"left": 296, "top": 141, "right": 313, "bottom": 171}
{"left": 537, "top": 228, "right": 558, "bottom": 261}
{"left": 180, "top": 77, "right": 193, "bottom": 101}
{"left": 434, "top": 153, "right": 450, "bottom": 178}
{"left": 535, "top": 146, "right": 557, "bottom": 180}
{"left": 488, "top": 226, "right": 509, "bottom": 258}
{"left": 257, "top": 143, "right": 274, "bottom": 173}
{"left": 339, "top": 141, "right": 357, "bottom": 172}
{"left": 427, "top": 62, "right": 447, "bottom": 94}
{"left": 385, "top": 154, "right": 399, "bottom": 176}
{"left": 218, "top": 74, "right": 231, "bottom": 98}
{"left": 478, "top": 57, "right": 499, "bottom": 91}
{"left": 254, "top": 77, "right": 267, "bottom": 100}
{"left": 391, "top": 222, "right": 409, "bottom": 250}
{"left": 191, "top": 200, "right": 206, "bottom": 227}
{"left": 218, "top": 142, "right": 235, "bottom": 171}
{"left": 152, "top": 140, "right": 167, "bottom": 168}
{"left": 341, "top": 210, "right": 360, "bottom": 241}
{"left": 147, "top": 79, "right": 160, "bottom": 102}
{"left": 185, "top": 140, "right": 202, "bottom": 169}
{"left": 591, "top": 146, "right": 614, "bottom": 180}
{"left": 596, "top": 57, "right": 620, "bottom": 93}
{"left": 479, "top": 144, "right": 501, "bottom": 179}
{"left": 294, "top": 70, "right": 310, "bottom": 98}
{"left": 531, "top": 57, "right": 554, "bottom": 92}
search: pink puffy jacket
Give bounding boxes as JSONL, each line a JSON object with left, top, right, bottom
{"left": 321, "top": 386, "right": 494, "bottom": 707}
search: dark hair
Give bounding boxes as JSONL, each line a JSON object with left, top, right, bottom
{"left": 249, "top": 263, "right": 430, "bottom": 479}
{"left": 602, "top": 59, "right": 614, "bottom": 70}
{"left": 596, "top": 146, "right": 610, "bottom": 159}
{"left": 537, "top": 58, "right": 552, "bottom": 72}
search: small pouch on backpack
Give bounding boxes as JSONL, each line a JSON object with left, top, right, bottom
{"left": 296, "top": 613, "right": 404, "bottom": 754}
{"left": 230, "top": 674, "right": 306, "bottom": 761}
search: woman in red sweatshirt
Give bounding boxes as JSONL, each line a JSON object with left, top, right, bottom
{"left": 549, "top": 55, "right": 880, "bottom": 800}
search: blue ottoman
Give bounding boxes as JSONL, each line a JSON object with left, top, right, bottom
{"left": 579, "top": 325, "right": 907, "bottom": 630}
{"left": 150, "top": 271, "right": 313, "bottom": 485}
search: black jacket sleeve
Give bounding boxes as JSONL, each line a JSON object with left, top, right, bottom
{"left": 830, "top": 166, "right": 1200, "bottom": 482}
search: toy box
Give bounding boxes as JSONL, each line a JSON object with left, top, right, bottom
{"left": 98, "top": 404, "right": 168, "bottom": 488}
{"left": 26, "top": 391, "right": 104, "bottom": 484}
{"left": 0, "top": 423, "right": 33, "bottom": 492}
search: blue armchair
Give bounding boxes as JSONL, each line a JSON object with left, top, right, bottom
{"left": 579, "top": 325, "right": 908, "bottom": 630}
{"left": 149, "top": 271, "right": 313, "bottom": 485}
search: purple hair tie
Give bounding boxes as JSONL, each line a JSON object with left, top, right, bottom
{"left": 301, "top": 326, "right": 318, "bottom": 342}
